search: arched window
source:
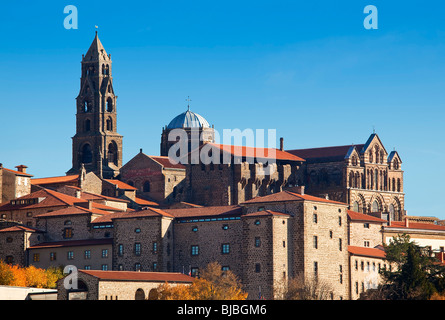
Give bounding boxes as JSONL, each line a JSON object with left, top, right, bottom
{"left": 107, "top": 142, "right": 118, "bottom": 166}
{"left": 389, "top": 204, "right": 395, "bottom": 221}
{"left": 85, "top": 119, "right": 91, "bottom": 132}
{"left": 351, "top": 156, "right": 358, "bottom": 166}
{"left": 397, "top": 178, "right": 401, "bottom": 192}
{"left": 105, "top": 65, "right": 110, "bottom": 76}
{"left": 371, "top": 200, "right": 379, "bottom": 213}
{"left": 102, "top": 64, "right": 105, "bottom": 75}
{"left": 352, "top": 201, "right": 360, "bottom": 212}
{"left": 106, "top": 117, "right": 113, "bottom": 131}
{"left": 81, "top": 144, "right": 93, "bottom": 164}
{"left": 369, "top": 151, "right": 373, "bottom": 163}
{"left": 393, "top": 159, "right": 399, "bottom": 170}
{"left": 349, "top": 172, "right": 354, "bottom": 188}
{"left": 143, "top": 181, "right": 150, "bottom": 192}
{"left": 392, "top": 178, "right": 396, "bottom": 192}
{"left": 106, "top": 98, "right": 113, "bottom": 112}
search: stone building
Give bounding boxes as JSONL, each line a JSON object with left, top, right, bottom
{"left": 0, "top": 164, "right": 33, "bottom": 203}
{"left": 57, "top": 270, "right": 193, "bottom": 300}
{"left": 66, "top": 32, "right": 123, "bottom": 179}
{"left": 287, "top": 133, "right": 405, "bottom": 221}
{"left": 119, "top": 150, "right": 186, "bottom": 205}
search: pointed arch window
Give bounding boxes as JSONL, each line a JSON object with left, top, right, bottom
{"left": 81, "top": 144, "right": 93, "bottom": 164}
{"left": 107, "top": 142, "right": 118, "bottom": 166}
{"left": 106, "top": 98, "right": 113, "bottom": 112}
{"left": 106, "top": 117, "right": 113, "bottom": 131}
{"left": 85, "top": 119, "right": 91, "bottom": 132}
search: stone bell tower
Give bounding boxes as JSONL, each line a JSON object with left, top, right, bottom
{"left": 67, "top": 32, "right": 123, "bottom": 179}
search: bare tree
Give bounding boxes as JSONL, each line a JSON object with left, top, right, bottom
{"left": 275, "top": 274, "right": 333, "bottom": 300}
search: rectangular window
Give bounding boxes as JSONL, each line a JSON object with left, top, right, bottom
{"left": 339, "top": 238, "right": 342, "bottom": 251}
{"left": 134, "top": 243, "right": 141, "bottom": 256}
{"left": 314, "top": 261, "right": 318, "bottom": 278}
{"left": 191, "top": 245, "right": 199, "bottom": 256}
{"left": 63, "top": 228, "right": 73, "bottom": 239}
{"left": 67, "top": 251, "right": 74, "bottom": 260}
{"left": 84, "top": 250, "right": 91, "bottom": 259}
{"left": 135, "top": 263, "right": 141, "bottom": 271}
{"left": 102, "top": 264, "right": 108, "bottom": 271}
{"left": 102, "top": 249, "right": 108, "bottom": 258}
{"left": 118, "top": 244, "right": 124, "bottom": 256}
{"left": 84, "top": 265, "right": 91, "bottom": 270}
{"left": 313, "top": 236, "right": 318, "bottom": 249}
{"left": 191, "top": 267, "right": 199, "bottom": 277}
{"left": 364, "top": 223, "right": 370, "bottom": 228}
{"left": 355, "top": 260, "right": 358, "bottom": 270}
{"left": 33, "top": 253, "right": 40, "bottom": 262}
{"left": 221, "top": 243, "right": 230, "bottom": 254}
{"left": 313, "top": 213, "right": 318, "bottom": 223}
{"left": 338, "top": 216, "right": 342, "bottom": 226}
{"left": 355, "top": 282, "right": 359, "bottom": 294}
{"left": 255, "top": 263, "right": 261, "bottom": 273}
{"left": 153, "top": 242, "right": 158, "bottom": 254}
{"left": 50, "top": 252, "right": 56, "bottom": 261}
{"left": 153, "top": 262, "right": 158, "bottom": 271}
{"left": 255, "top": 237, "right": 261, "bottom": 247}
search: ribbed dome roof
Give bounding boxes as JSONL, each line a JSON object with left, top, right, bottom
{"left": 167, "top": 108, "right": 210, "bottom": 129}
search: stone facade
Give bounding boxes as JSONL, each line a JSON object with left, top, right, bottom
{"left": 287, "top": 133, "right": 405, "bottom": 221}
{"left": 67, "top": 33, "right": 123, "bottom": 179}
{"left": 0, "top": 165, "right": 32, "bottom": 203}
{"left": 119, "top": 151, "right": 186, "bottom": 204}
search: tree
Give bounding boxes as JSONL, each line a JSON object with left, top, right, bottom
{"left": 0, "top": 260, "right": 14, "bottom": 286}
{"left": 374, "top": 234, "right": 445, "bottom": 300}
{"left": 156, "top": 262, "right": 248, "bottom": 300}
{"left": 275, "top": 273, "right": 333, "bottom": 300}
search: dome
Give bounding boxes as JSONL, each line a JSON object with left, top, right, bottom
{"left": 167, "top": 108, "right": 210, "bottom": 130}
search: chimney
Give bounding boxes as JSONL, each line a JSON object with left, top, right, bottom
{"left": 405, "top": 217, "right": 409, "bottom": 228}
{"left": 280, "top": 137, "right": 284, "bottom": 151}
{"left": 15, "top": 165, "right": 28, "bottom": 173}
{"left": 140, "top": 148, "right": 143, "bottom": 154}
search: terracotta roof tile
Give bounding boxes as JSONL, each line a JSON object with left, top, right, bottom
{"left": 0, "top": 225, "right": 43, "bottom": 233}
{"left": 387, "top": 221, "right": 445, "bottom": 231}
{"left": 243, "top": 210, "right": 290, "bottom": 218}
{"left": 104, "top": 179, "right": 138, "bottom": 190}
{"left": 241, "top": 190, "right": 346, "bottom": 205}
{"left": 287, "top": 144, "right": 365, "bottom": 163}
{"left": 164, "top": 205, "right": 243, "bottom": 219}
{"left": 28, "top": 238, "right": 113, "bottom": 249}
{"left": 149, "top": 156, "right": 186, "bottom": 169}
{"left": 3, "top": 167, "right": 33, "bottom": 177}
{"left": 347, "top": 210, "right": 387, "bottom": 223}
{"left": 348, "top": 246, "right": 386, "bottom": 259}
{"left": 0, "top": 188, "right": 87, "bottom": 211}
{"left": 78, "top": 270, "right": 194, "bottom": 283}
{"left": 31, "top": 175, "right": 79, "bottom": 185}
{"left": 208, "top": 143, "right": 305, "bottom": 162}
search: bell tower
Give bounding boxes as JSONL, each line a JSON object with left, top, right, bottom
{"left": 67, "top": 32, "right": 123, "bottom": 179}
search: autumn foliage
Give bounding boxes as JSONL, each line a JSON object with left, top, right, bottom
{"left": 155, "top": 262, "right": 248, "bottom": 300}
{"left": 0, "top": 260, "right": 63, "bottom": 289}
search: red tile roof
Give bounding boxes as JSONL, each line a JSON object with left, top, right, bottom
{"left": 287, "top": 144, "right": 365, "bottom": 163}
{"left": 387, "top": 221, "right": 445, "bottom": 232}
{"left": 242, "top": 190, "right": 346, "bottom": 205}
{"left": 348, "top": 246, "right": 386, "bottom": 259}
{"left": 134, "top": 197, "right": 159, "bottom": 207}
{"left": 28, "top": 238, "right": 113, "bottom": 249}
{"left": 150, "top": 156, "right": 186, "bottom": 170}
{"left": 104, "top": 179, "right": 138, "bottom": 190}
{"left": 243, "top": 210, "right": 290, "bottom": 218}
{"left": 347, "top": 210, "right": 387, "bottom": 223}
{"left": 0, "top": 188, "right": 87, "bottom": 211}
{"left": 3, "top": 167, "right": 33, "bottom": 177}
{"left": 31, "top": 175, "right": 79, "bottom": 185}
{"left": 79, "top": 191, "right": 130, "bottom": 203}
{"left": 111, "top": 207, "right": 175, "bottom": 220}
{"left": 34, "top": 205, "right": 112, "bottom": 218}
{"left": 164, "top": 205, "right": 243, "bottom": 219}
{"left": 207, "top": 143, "right": 305, "bottom": 162}
{"left": 0, "top": 225, "right": 42, "bottom": 233}
{"left": 79, "top": 270, "right": 194, "bottom": 283}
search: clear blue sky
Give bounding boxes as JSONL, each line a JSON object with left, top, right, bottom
{"left": 0, "top": 1, "right": 444, "bottom": 218}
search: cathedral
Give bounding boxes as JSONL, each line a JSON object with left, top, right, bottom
{"left": 66, "top": 33, "right": 404, "bottom": 220}
{"left": 0, "top": 33, "right": 431, "bottom": 301}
